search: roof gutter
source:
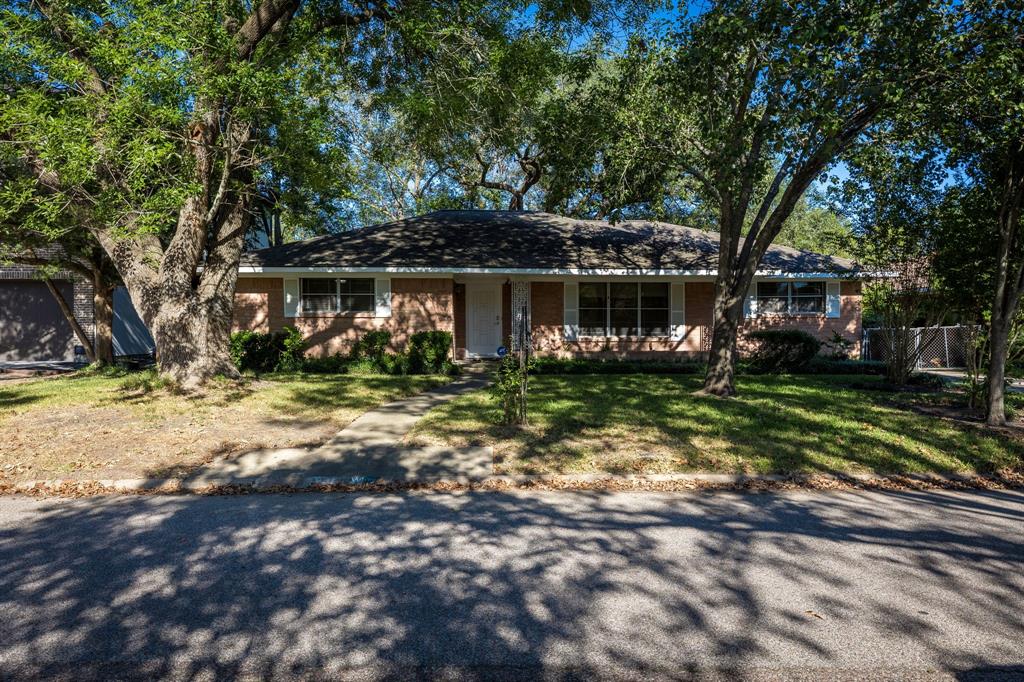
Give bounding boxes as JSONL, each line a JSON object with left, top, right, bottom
{"left": 236, "top": 265, "right": 873, "bottom": 279}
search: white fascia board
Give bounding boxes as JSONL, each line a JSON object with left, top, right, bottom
{"left": 237, "top": 265, "right": 861, "bottom": 279}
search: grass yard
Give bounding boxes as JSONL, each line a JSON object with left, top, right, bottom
{"left": 0, "top": 370, "right": 449, "bottom": 482}
{"left": 408, "top": 374, "right": 1024, "bottom": 476}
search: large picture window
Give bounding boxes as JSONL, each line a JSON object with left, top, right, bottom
{"left": 578, "top": 282, "right": 608, "bottom": 336}
{"left": 755, "top": 281, "right": 825, "bottom": 315}
{"left": 577, "top": 282, "right": 670, "bottom": 337}
{"left": 300, "top": 278, "right": 375, "bottom": 314}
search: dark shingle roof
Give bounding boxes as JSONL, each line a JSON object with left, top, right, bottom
{"left": 241, "top": 210, "right": 858, "bottom": 274}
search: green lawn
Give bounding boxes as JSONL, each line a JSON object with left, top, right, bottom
{"left": 0, "top": 370, "right": 449, "bottom": 482}
{"left": 408, "top": 374, "right": 1024, "bottom": 476}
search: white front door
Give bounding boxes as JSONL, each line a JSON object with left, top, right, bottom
{"left": 466, "top": 283, "right": 503, "bottom": 356}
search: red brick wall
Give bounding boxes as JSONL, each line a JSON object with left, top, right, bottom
{"left": 236, "top": 277, "right": 862, "bottom": 360}
{"left": 530, "top": 282, "right": 563, "bottom": 353}
{"left": 527, "top": 279, "right": 862, "bottom": 359}
{"left": 233, "top": 277, "right": 284, "bottom": 334}
{"left": 684, "top": 282, "right": 714, "bottom": 354}
{"left": 739, "top": 280, "right": 862, "bottom": 356}
{"left": 233, "top": 277, "right": 454, "bottom": 357}
{"left": 531, "top": 281, "right": 703, "bottom": 359}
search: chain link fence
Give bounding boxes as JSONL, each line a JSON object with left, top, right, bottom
{"left": 862, "top": 325, "right": 977, "bottom": 369}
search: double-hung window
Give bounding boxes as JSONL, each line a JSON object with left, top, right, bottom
{"left": 577, "top": 282, "right": 670, "bottom": 337}
{"left": 300, "top": 278, "right": 375, "bottom": 314}
{"left": 755, "top": 281, "right": 825, "bottom": 315}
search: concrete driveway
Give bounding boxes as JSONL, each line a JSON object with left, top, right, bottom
{"left": 0, "top": 489, "right": 1022, "bottom": 680}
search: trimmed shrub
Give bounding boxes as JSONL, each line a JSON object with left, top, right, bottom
{"left": 746, "top": 329, "right": 821, "bottom": 374}
{"left": 530, "top": 357, "right": 705, "bottom": 375}
{"left": 302, "top": 330, "right": 455, "bottom": 376}
{"left": 822, "top": 330, "right": 856, "bottom": 360}
{"left": 408, "top": 331, "right": 453, "bottom": 374}
{"left": 350, "top": 330, "right": 391, "bottom": 361}
{"left": 229, "top": 326, "right": 306, "bottom": 373}
{"left": 278, "top": 326, "right": 305, "bottom": 371}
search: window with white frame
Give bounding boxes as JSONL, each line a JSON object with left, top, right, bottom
{"left": 578, "top": 282, "right": 670, "bottom": 336}
{"left": 755, "top": 281, "right": 825, "bottom": 315}
{"left": 300, "top": 278, "right": 375, "bottom": 314}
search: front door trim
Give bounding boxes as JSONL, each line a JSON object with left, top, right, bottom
{"left": 465, "top": 282, "right": 503, "bottom": 357}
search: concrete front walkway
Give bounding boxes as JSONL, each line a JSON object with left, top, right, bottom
{"left": 187, "top": 366, "right": 493, "bottom": 486}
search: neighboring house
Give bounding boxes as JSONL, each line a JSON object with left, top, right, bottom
{"left": 0, "top": 265, "right": 154, "bottom": 363}
{"left": 0, "top": 265, "right": 94, "bottom": 363}
{"left": 236, "top": 210, "right": 864, "bottom": 360}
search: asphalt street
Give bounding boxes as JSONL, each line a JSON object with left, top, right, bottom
{"left": 0, "top": 489, "right": 1022, "bottom": 680}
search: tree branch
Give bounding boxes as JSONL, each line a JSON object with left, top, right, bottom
{"left": 32, "top": 0, "right": 107, "bottom": 96}
{"left": 233, "top": 0, "right": 303, "bottom": 62}
{"left": 43, "top": 276, "right": 96, "bottom": 362}
{"left": 4, "top": 253, "right": 93, "bottom": 280}
{"left": 313, "top": 2, "right": 393, "bottom": 34}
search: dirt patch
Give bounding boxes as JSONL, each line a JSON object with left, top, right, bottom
{"left": 1, "top": 373, "right": 452, "bottom": 483}
{"left": 1, "top": 401, "right": 336, "bottom": 482}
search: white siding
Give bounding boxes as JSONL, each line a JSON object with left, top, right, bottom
{"left": 283, "top": 278, "right": 299, "bottom": 317}
{"left": 826, "top": 281, "right": 841, "bottom": 318}
{"left": 670, "top": 282, "right": 686, "bottom": 340}
{"left": 374, "top": 278, "right": 392, "bottom": 317}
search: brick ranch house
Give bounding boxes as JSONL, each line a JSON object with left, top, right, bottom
{"left": 234, "top": 210, "right": 864, "bottom": 361}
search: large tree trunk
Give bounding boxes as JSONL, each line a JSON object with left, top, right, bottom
{"left": 92, "top": 271, "right": 114, "bottom": 365}
{"left": 986, "top": 317, "right": 1009, "bottom": 426}
{"left": 121, "top": 199, "right": 248, "bottom": 389}
{"left": 93, "top": 116, "right": 253, "bottom": 389}
{"left": 148, "top": 295, "right": 239, "bottom": 388}
{"left": 703, "top": 282, "right": 745, "bottom": 396}
{"left": 984, "top": 148, "right": 1024, "bottom": 426}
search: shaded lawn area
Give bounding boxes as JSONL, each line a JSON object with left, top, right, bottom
{"left": 0, "top": 371, "right": 448, "bottom": 482}
{"left": 408, "top": 374, "right": 1024, "bottom": 476}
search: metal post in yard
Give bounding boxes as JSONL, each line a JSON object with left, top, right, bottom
{"left": 943, "top": 327, "right": 951, "bottom": 369}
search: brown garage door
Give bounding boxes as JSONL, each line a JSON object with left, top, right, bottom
{"left": 0, "top": 279, "right": 76, "bottom": 362}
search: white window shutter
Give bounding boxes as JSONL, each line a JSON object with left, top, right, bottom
{"left": 670, "top": 283, "right": 686, "bottom": 340}
{"left": 375, "top": 278, "right": 392, "bottom": 317}
{"left": 563, "top": 282, "right": 579, "bottom": 341}
{"left": 826, "top": 281, "right": 841, "bottom": 318}
{"left": 283, "top": 279, "right": 299, "bottom": 318}
{"left": 743, "top": 282, "right": 757, "bottom": 319}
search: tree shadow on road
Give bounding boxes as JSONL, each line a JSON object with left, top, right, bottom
{"left": 0, "top": 489, "right": 1022, "bottom": 680}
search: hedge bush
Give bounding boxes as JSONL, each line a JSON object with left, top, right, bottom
{"left": 299, "top": 330, "right": 454, "bottom": 376}
{"left": 350, "top": 330, "right": 391, "bottom": 361}
{"left": 408, "top": 331, "right": 454, "bottom": 374}
{"left": 530, "top": 357, "right": 705, "bottom": 375}
{"left": 746, "top": 329, "right": 821, "bottom": 374}
{"left": 230, "top": 326, "right": 305, "bottom": 373}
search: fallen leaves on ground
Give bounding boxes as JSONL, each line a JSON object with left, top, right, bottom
{"left": 3, "top": 468, "right": 1022, "bottom": 499}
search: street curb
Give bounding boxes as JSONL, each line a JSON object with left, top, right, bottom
{"left": 2, "top": 470, "right": 1022, "bottom": 498}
